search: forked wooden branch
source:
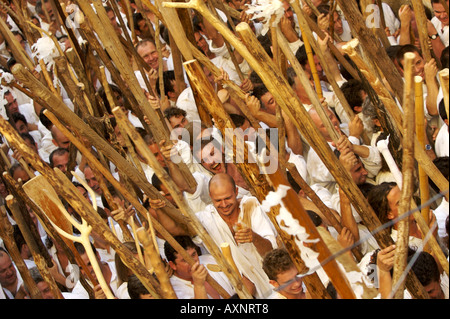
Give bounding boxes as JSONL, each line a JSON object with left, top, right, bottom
{"left": 24, "top": 175, "right": 115, "bottom": 299}
{"left": 112, "top": 105, "right": 242, "bottom": 298}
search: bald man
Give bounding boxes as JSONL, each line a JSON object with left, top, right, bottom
{"left": 194, "top": 173, "right": 278, "bottom": 299}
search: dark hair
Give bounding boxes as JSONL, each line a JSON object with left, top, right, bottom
{"left": 438, "top": 99, "right": 448, "bottom": 122}
{"left": 49, "top": 147, "right": 69, "bottom": 168}
{"left": 127, "top": 274, "right": 151, "bottom": 299}
{"left": 367, "top": 182, "right": 397, "bottom": 228}
{"left": 408, "top": 251, "right": 440, "bottom": 286}
{"left": 157, "top": 70, "right": 176, "bottom": 97}
{"left": 164, "top": 235, "right": 201, "bottom": 263}
{"left": 11, "top": 112, "right": 27, "bottom": 126}
{"left": 396, "top": 45, "right": 422, "bottom": 69}
{"left": 164, "top": 106, "right": 187, "bottom": 120}
{"left": 229, "top": 113, "right": 247, "bottom": 128}
{"left": 307, "top": 210, "right": 323, "bottom": 227}
{"left": 262, "top": 248, "right": 295, "bottom": 281}
{"left": 428, "top": 156, "right": 449, "bottom": 193}
{"left": 340, "top": 79, "right": 365, "bottom": 111}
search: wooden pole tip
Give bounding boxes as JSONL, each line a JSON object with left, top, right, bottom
{"left": 414, "top": 76, "right": 423, "bottom": 83}
{"left": 341, "top": 38, "right": 359, "bottom": 53}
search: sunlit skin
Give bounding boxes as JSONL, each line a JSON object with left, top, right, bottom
{"left": 432, "top": 2, "right": 449, "bottom": 26}
{"left": 168, "top": 247, "right": 199, "bottom": 281}
{"left": 349, "top": 159, "right": 368, "bottom": 185}
{"left": 136, "top": 41, "right": 159, "bottom": 70}
{"left": 399, "top": 51, "right": 425, "bottom": 78}
{"left": 83, "top": 166, "right": 102, "bottom": 195}
{"left": 0, "top": 254, "right": 18, "bottom": 291}
{"left": 270, "top": 266, "right": 305, "bottom": 299}
{"left": 51, "top": 152, "right": 69, "bottom": 173}
{"left": 193, "top": 129, "right": 226, "bottom": 175}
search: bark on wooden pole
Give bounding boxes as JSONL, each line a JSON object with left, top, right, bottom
{"left": 5, "top": 195, "right": 64, "bottom": 299}
{"left": 336, "top": 0, "right": 404, "bottom": 104}
{"left": 43, "top": 110, "right": 229, "bottom": 298}
{"left": 0, "top": 205, "right": 43, "bottom": 299}
{"left": 391, "top": 52, "right": 415, "bottom": 299}
{"left": 112, "top": 106, "right": 249, "bottom": 298}
{"left": 342, "top": 39, "right": 449, "bottom": 201}
{"left": 410, "top": 0, "right": 433, "bottom": 62}
{"left": 414, "top": 76, "right": 430, "bottom": 228}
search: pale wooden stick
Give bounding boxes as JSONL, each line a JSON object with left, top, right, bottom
{"left": 392, "top": 52, "right": 415, "bottom": 299}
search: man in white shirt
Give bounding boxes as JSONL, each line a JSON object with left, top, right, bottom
{"left": 430, "top": 0, "right": 449, "bottom": 47}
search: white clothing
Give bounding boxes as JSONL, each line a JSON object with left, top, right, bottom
{"left": 435, "top": 125, "right": 449, "bottom": 158}
{"left": 169, "top": 254, "right": 235, "bottom": 299}
{"left": 431, "top": 16, "right": 449, "bottom": 47}
{"left": 195, "top": 195, "right": 277, "bottom": 298}
{"left": 70, "top": 261, "right": 119, "bottom": 299}
{"left": 433, "top": 198, "right": 449, "bottom": 239}
{"left": 176, "top": 87, "right": 201, "bottom": 123}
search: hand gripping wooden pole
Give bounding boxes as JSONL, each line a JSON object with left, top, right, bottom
{"left": 112, "top": 105, "right": 246, "bottom": 298}
{"left": 43, "top": 110, "right": 229, "bottom": 299}
{"left": 0, "top": 205, "right": 43, "bottom": 299}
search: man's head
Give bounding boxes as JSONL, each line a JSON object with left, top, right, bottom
{"left": 308, "top": 107, "right": 341, "bottom": 142}
{"left": 431, "top": 0, "right": 449, "bottom": 26}
{"left": 0, "top": 248, "right": 18, "bottom": 289}
{"left": 252, "top": 85, "right": 277, "bottom": 115}
{"left": 51, "top": 125, "right": 70, "bottom": 150}
{"left": 317, "top": 4, "right": 344, "bottom": 36}
{"left": 335, "top": 149, "right": 368, "bottom": 185}
{"left": 208, "top": 173, "right": 239, "bottom": 218}
{"left": 408, "top": 251, "right": 445, "bottom": 299}
{"left": 190, "top": 122, "right": 226, "bottom": 174}
{"left": 136, "top": 39, "right": 159, "bottom": 70}
{"left": 29, "top": 267, "right": 55, "bottom": 299}
{"left": 396, "top": 45, "right": 425, "bottom": 78}
{"left": 49, "top": 147, "right": 69, "bottom": 173}
{"left": 340, "top": 79, "right": 367, "bottom": 114}
{"left": 164, "top": 236, "right": 201, "bottom": 280}
{"left": 11, "top": 112, "right": 28, "bottom": 134}
{"left": 128, "top": 274, "right": 154, "bottom": 299}
{"left": 263, "top": 248, "right": 304, "bottom": 298}
{"left": 35, "top": 0, "right": 56, "bottom": 23}
{"left": 9, "top": 163, "right": 30, "bottom": 183}
{"left": 164, "top": 106, "right": 188, "bottom": 132}
{"left": 4, "top": 91, "right": 19, "bottom": 115}
{"left": 83, "top": 165, "right": 102, "bottom": 195}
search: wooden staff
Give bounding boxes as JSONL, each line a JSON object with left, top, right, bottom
{"left": 5, "top": 195, "right": 64, "bottom": 299}
{"left": 0, "top": 115, "right": 165, "bottom": 299}
{"left": 41, "top": 108, "right": 228, "bottom": 298}
{"left": 136, "top": 227, "right": 178, "bottom": 299}
{"left": 0, "top": 15, "right": 35, "bottom": 70}
{"left": 25, "top": 175, "right": 115, "bottom": 299}
{"left": 220, "top": 243, "right": 242, "bottom": 281}
{"left": 414, "top": 76, "right": 430, "bottom": 227}
{"left": 336, "top": 0, "right": 404, "bottom": 105}
{"left": 391, "top": 52, "right": 415, "bottom": 299}
{"left": 410, "top": 0, "right": 433, "bottom": 62}
{"left": 342, "top": 39, "right": 449, "bottom": 201}
{"left": 2, "top": 171, "right": 95, "bottom": 298}
{"left": 0, "top": 205, "right": 42, "bottom": 299}
{"left": 76, "top": 0, "right": 196, "bottom": 190}
{"left": 162, "top": 0, "right": 429, "bottom": 297}
{"left": 182, "top": 53, "right": 353, "bottom": 301}
{"left": 11, "top": 63, "right": 190, "bottom": 230}
{"left": 112, "top": 105, "right": 244, "bottom": 298}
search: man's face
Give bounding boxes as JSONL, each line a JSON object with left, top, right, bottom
{"left": 194, "top": 32, "right": 209, "bottom": 54}
{"left": 137, "top": 42, "right": 159, "bottom": 70}
{"left": 310, "top": 108, "right": 341, "bottom": 142}
{"left": 304, "top": 55, "right": 323, "bottom": 80}
{"left": 424, "top": 280, "right": 445, "bottom": 299}
{"left": 432, "top": 2, "right": 449, "bottom": 26}
{"left": 0, "top": 254, "right": 18, "bottom": 287}
{"left": 349, "top": 159, "right": 368, "bottom": 185}
{"left": 401, "top": 51, "right": 425, "bottom": 78}
{"left": 209, "top": 181, "right": 239, "bottom": 218}
{"left": 333, "top": 12, "right": 343, "bottom": 36}
{"left": 271, "top": 266, "right": 304, "bottom": 298}
{"left": 5, "top": 92, "right": 19, "bottom": 114}
{"left": 194, "top": 129, "right": 226, "bottom": 174}
{"left": 168, "top": 115, "right": 188, "bottom": 131}
{"left": 148, "top": 143, "right": 166, "bottom": 167}
{"left": 83, "top": 167, "right": 102, "bottom": 195}
{"left": 14, "top": 120, "right": 28, "bottom": 134}
{"left": 260, "top": 92, "right": 277, "bottom": 115}
{"left": 52, "top": 152, "right": 69, "bottom": 173}
{"left": 13, "top": 167, "right": 30, "bottom": 183}
{"left": 52, "top": 129, "right": 71, "bottom": 150}
{"left": 170, "top": 247, "right": 199, "bottom": 280}
{"left": 37, "top": 281, "right": 55, "bottom": 299}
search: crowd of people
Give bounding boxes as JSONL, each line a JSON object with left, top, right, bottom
{"left": 0, "top": 0, "right": 448, "bottom": 300}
